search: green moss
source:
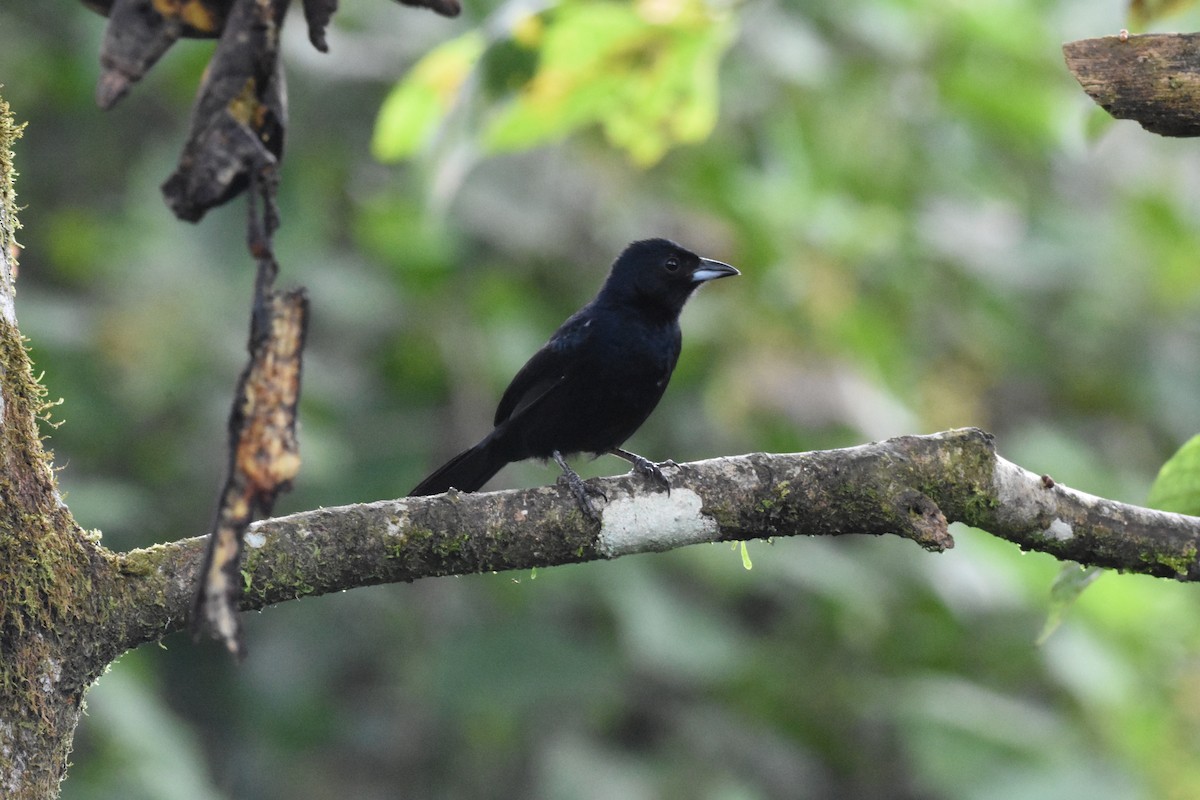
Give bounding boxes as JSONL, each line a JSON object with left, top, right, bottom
{"left": 0, "top": 95, "right": 23, "bottom": 255}
{"left": 430, "top": 531, "right": 471, "bottom": 558}
{"left": 962, "top": 487, "right": 1000, "bottom": 523}
{"left": 114, "top": 549, "right": 156, "bottom": 576}
{"left": 386, "top": 526, "right": 435, "bottom": 561}
{"left": 756, "top": 479, "right": 792, "bottom": 514}
{"left": 1141, "top": 542, "right": 1198, "bottom": 577}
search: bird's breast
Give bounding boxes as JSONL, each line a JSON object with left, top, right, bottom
{"left": 503, "top": 310, "right": 681, "bottom": 459}
{"left": 589, "top": 318, "right": 678, "bottom": 377}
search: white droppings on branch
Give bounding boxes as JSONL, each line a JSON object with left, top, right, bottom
{"left": 1046, "top": 519, "right": 1074, "bottom": 541}
{"left": 597, "top": 489, "right": 718, "bottom": 557}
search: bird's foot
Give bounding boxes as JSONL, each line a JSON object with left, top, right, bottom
{"left": 553, "top": 450, "right": 607, "bottom": 520}
{"left": 556, "top": 472, "right": 608, "bottom": 520}
{"left": 610, "top": 448, "right": 677, "bottom": 495}
{"left": 629, "top": 455, "right": 674, "bottom": 494}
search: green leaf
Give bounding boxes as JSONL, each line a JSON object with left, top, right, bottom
{"left": 1083, "top": 105, "right": 1116, "bottom": 144}
{"left": 730, "top": 540, "right": 752, "bottom": 570}
{"left": 1037, "top": 563, "right": 1104, "bottom": 645}
{"left": 372, "top": 32, "right": 486, "bottom": 162}
{"left": 1148, "top": 434, "right": 1200, "bottom": 515}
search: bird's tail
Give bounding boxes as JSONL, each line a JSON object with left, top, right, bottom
{"left": 408, "top": 437, "right": 508, "bottom": 497}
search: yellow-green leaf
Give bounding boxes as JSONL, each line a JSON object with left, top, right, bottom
{"left": 372, "top": 33, "right": 486, "bottom": 162}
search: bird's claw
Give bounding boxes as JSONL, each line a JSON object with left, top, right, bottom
{"left": 556, "top": 471, "right": 607, "bottom": 520}
{"left": 627, "top": 454, "right": 676, "bottom": 495}
{"left": 553, "top": 450, "right": 606, "bottom": 520}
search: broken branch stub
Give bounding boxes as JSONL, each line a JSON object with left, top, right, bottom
{"left": 1064, "top": 32, "right": 1200, "bottom": 137}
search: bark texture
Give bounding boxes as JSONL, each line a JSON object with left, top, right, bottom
{"left": 1064, "top": 32, "right": 1200, "bottom": 137}
{"left": 0, "top": 96, "right": 120, "bottom": 800}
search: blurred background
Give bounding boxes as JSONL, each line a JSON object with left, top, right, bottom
{"left": 6, "top": 0, "right": 1200, "bottom": 796}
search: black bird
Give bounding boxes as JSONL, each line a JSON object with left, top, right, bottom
{"left": 409, "top": 238, "right": 738, "bottom": 512}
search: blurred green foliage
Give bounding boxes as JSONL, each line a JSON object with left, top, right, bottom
{"left": 1150, "top": 434, "right": 1200, "bottom": 515}
{"left": 6, "top": 0, "right": 1200, "bottom": 797}
{"left": 1130, "top": 0, "right": 1200, "bottom": 28}
{"left": 374, "top": 0, "right": 735, "bottom": 165}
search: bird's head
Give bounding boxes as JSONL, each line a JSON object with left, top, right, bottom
{"left": 602, "top": 238, "right": 739, "bottom": 316}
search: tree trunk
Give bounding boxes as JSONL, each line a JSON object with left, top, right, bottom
{"left": 0, "top": 95, "right": 117, "bottom": 800}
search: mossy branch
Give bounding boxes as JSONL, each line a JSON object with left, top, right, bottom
{"left": 1, "top": 94, "right": 23, "bottom": 326}
{"left": 102, "top": 428, "right": 1200, "bottom": 655}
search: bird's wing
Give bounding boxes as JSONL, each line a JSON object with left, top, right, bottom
{"left": 493, "top": 313, "right": 591, "bottom": 427}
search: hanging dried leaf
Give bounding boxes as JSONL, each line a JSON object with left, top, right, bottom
{"left": 83, "top": 0, "right": 458, "bottom": 214}
{"left": 192, "top": 245, "right": 308, "bottom": 657}
{"left": 161, "top": 0, "right": 288, "bottom": 221}
{"left": 94, "top": 0, "right": 234, "bottom": 108}
{"left": 393, "top": 0, "right": 461, "bottom": 17}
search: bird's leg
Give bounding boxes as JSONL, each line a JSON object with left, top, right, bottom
{"left": 553, "top": 450, "right": 607, "bottom": 519}
{"left": 608, "top": 447, "right": 676, "bottom": 495}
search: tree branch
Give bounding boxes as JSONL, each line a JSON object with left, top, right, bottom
{"left": 1064, "top": 32, "right": 1200, "bottom": 137}
{"left": 106, "top": 428, "right": 1200, "bottom": 653}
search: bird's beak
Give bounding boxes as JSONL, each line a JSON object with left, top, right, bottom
{"left": 691, "top": 257, "right": 740, "bottom": 283}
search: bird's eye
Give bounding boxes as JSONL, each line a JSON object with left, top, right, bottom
{"left": 665, "top": 257, "right": 680, "bottom": 272}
